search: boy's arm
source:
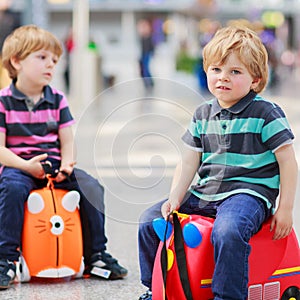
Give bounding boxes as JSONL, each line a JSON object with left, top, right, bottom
{"left": 272, "top": 143, "right": 298, "bottom": 240}
{"left": 0, "top": 132, "right": 47, "bottom": 178}
{"left": 161, "top": 147, "right": 201, "bottom": 219}
{"left": 56, "top": 126, "right": 76, "bottom": 182}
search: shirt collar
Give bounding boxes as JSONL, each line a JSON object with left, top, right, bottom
{"left": 210, "top": 90, "right": 257, "bottom": 117}
{"left": 10, "top": 80, "right": 54, "bottom": 104}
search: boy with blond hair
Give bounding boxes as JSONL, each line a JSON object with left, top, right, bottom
{"left": 138, "top": 25, "right": 297, "bottom": 300}
{"left": 0, "top": 25, "right": 127, "bottom": 289}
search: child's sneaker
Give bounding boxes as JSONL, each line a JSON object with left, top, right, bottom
{"left": 139, "top": 289, "right": 152, "bottom": 300}
{"left": 0, "top": 259, "right": 16, "bottom": 289}
{"left": 88, "top": 251, "right": 128, "bottom": 280}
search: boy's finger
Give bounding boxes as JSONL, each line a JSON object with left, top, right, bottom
{"left": 270, "top": 218, "right": 275, "bottom": 232}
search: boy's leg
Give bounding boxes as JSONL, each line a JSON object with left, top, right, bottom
{"left": 0, "top": 167, "right": 37, "bottom": 288}
{"left": 211, "top": 194, "right": 267, "bottom": 300}
{"left": 73, "top": 168, "right": 107, "bottom": 253}
{"left": 56, "top": 168, "right": 107, "bottom": 253}
{"left": 59, "top": 168, "right": 127, "bottom": 279}
{"left": 0, "top": 168, "right": 37, "bottom": 261}
{"left": 74, "top": 168, "right": 105, "bottom": 215}
{"left": 138, "top": 200, "right": 166, "bottom": 289}
{"left": 138, "top": 192, "right": 211, "bottom": 292}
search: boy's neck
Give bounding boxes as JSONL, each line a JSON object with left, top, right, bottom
{"left": 28, "top": 93, "right": 43, "bottom": 104}
{"left": 15, "top": 81, "right": 44, "bottom": 103}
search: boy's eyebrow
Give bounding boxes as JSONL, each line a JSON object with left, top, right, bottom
{"left": 35, "top": 49, "right": 58, "bottom": 56}
{"left": 230, "top": 66, "right": 244, "bottom": 69}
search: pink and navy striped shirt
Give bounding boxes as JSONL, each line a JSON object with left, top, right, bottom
{"left": 0, "top": 82, "right": 75, "bottom": 160}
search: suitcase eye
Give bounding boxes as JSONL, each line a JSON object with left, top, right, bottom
{"left": 50, "top": 215, "right": 64, "bottom": 235}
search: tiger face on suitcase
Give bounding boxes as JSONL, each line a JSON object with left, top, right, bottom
{"left": 17, "top": 176, "right": 84, "bottom": 282}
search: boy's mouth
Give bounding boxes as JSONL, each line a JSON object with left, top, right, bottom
{"left": 43, "top": 73, "right": 52, "bottom": 78}
{"left": 217, "top": 86, "right": 230, "bottom": 90}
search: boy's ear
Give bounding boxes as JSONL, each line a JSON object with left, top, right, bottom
{"left": 10, "top": 56, "right": 21, "bottom": 70}
{"left": 251, "top": 77, "right": 261, "bottom": 90}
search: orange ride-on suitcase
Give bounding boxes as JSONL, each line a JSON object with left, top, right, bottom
{"left": 16, "top": 172, "right": 84, "bottom": 282}
{"left": 152, "top": 211, "right": 300, "bottom": 300}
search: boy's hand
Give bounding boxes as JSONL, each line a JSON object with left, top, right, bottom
{"left": 25, "top": 153, "right": 48, "bottom": 179}
{"left": 55, "top": 161, "right": 76, "bottom": 182}
{"left": 161, "top": 199, "right": 180, "bottom": 220}
{"left": 270, "top": 208, "right": 293, "bottom": 240}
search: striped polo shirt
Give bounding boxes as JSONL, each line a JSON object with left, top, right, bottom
{"left": 0, "top": 82, "right": 75, "bottom": 160}
{"left": 182, "top": 91, "right": 294, "bottom": 211}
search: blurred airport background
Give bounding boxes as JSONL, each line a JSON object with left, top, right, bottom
{"left": 2, "top": 0, "right": 300, "bottom": 100}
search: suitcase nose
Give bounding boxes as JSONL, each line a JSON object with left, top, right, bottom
{"left": 50, "top": 215, "right": 64, "bottom": 235}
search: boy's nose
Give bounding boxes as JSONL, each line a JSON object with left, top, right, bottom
{"left": 219, "top": 73, "right": 229, "bottom": 82}
{"left": 47, "top": 59, "right": 55, "bottom": 68}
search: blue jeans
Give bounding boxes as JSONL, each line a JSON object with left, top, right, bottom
{"left": 140, "top": 53, "right": 154, "bottom": 88}
{"left": 138, "top": 192, "right": 268, "bottom": 300}
{"left": 0, "top": 164, "right": 107, "bottom": 262}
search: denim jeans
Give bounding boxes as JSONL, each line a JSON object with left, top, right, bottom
{"left": 140, "top": 53, "right": 154, "bottom": 88}
{"left": 138, "top": 192, "right": 268, "bottom": 300}
{"left": 0, "top": 164, "right": 107, "bottom": 261}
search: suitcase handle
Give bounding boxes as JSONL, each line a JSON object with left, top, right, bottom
{"left": 41, "top": 161, "right": 71, "bottom": 183}
{"left": 161, "top": 212, "right": 193, "bottom": 300}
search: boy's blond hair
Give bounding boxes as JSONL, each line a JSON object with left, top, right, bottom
{"left": 2, "top": 25, "right": 63, "bottom": 79}
{"left": 203, "top": 26, "right": 269, "bottom": 93}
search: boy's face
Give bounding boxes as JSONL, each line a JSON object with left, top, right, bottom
{"left": 13, "top": 49, "right": 59, "bottom": 88}
{"left": 206, "top": 52, "right": 260, "bottom": 108}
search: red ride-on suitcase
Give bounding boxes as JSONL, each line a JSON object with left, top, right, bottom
{"left": 152, "top": 211, "right": 300, "bottom": 300}
{"left": 16, "top": 172, "right": 84, "bottom": 282}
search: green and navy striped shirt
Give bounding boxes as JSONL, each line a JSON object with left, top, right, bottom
{"left": 182, "top": 91, "right": 294, "bottom": 211}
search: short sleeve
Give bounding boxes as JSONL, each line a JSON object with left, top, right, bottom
{"left": 182, "top": 109, "right": 203, "bottom": 152}
{"left": 261, "top": 106, "right": 294, "bottom": 151}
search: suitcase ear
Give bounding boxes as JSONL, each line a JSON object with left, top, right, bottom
{"left": 61, "top": 190, "right": 80, "bottom": 212}
{"left": 27, "top": 192, "right": 45, "bottom": 214}
{"left": 182, "top": 222, "right": 203, "bottom": 248}
{"left": 153, "top": 218, "right": 173, "bottom": 242}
